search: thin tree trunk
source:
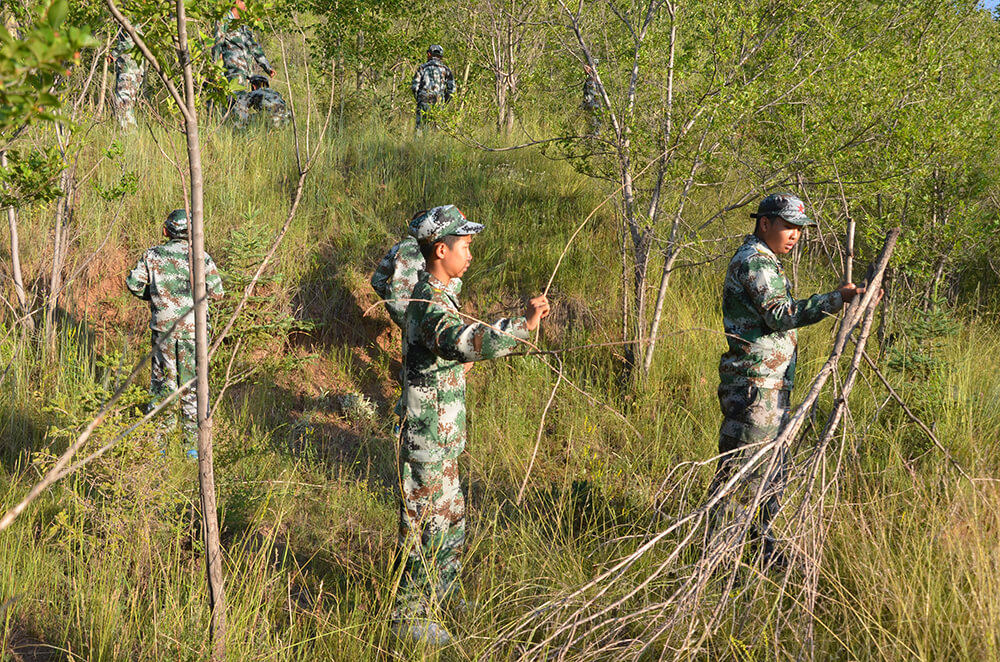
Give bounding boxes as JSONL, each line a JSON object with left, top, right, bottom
{"left": 97, "top": 32, "right": 111, "bottom": 120}
{"left": 174, "top": 1, "right": 227, "bottom": 657}
{"left": 45, "top": 165, "right": 73, "bottom": 355}
{"left": 2, "top": 151, "right": 34, "bottom": 332}
{"left": 844, "top": 217, "right": 855, "bottom": 285}
{"left": 458, "top": 14, "right": 477, "bottom": 111}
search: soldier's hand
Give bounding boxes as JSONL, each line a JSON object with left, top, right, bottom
{"left": 269, "top": 69, "right": 276, "bottom": 77}
{"left": 838, "top": 282, "right": 865, "bottom": 304}
{"left": 525, "top": 295, "right": 551, "bottom": 331}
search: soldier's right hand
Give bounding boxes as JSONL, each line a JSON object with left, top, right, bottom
{"left": 838, "top": 282, "right": 865, "bottom": 304}
{"left": 525, "top": 295, "right": 551, "bottom": 331}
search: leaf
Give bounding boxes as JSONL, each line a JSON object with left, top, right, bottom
{"left": 46, "top": 0, "right": 68, "bottom": 29}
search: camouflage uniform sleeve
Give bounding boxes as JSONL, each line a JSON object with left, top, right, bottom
{"left": 742, "top": 254, "right": 843, "bottom": 331}
{"left": 419, "top": 293, "right": 529, "bottom": 362}
{"left": 444, "top": 66, "right": 455, "bottom": 101}
{"left": 211, "top": 21, "right": 224, "bottom": 61}
{"left": 370, "top": 247, "right": 397, "bottom": 300}
{"left": 126, "top": 252, "right": 151, "bottom": 300}
{"left": 205, "top": 254, "right": 225, "bottom": 300}
{"left": 247, "top": 28, "right": 272, "bottom": 73}
{"left": 385, "top": 239, "right": 423, "bottom": 327}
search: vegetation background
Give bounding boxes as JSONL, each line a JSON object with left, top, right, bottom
{"left": 3, "top": 0, "right": 1000, "bottom": 659}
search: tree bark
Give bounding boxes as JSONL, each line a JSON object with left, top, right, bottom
{"left": 173, "top": 1, "right": 227, "bottom": 658}
{"left": 97, "top": 31, "right": 112, "bottom": 120}
{"left": 1, "top": 151, "right": 34, "bottom": 332}
{"left": 45, "top": 163, "right": 73, "bottom": 356}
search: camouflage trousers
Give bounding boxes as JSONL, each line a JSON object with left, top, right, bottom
{"left": 707, "top": 385, "right": 790, "bottom": 547}
{"left": 394, "top": 454, "right": 465, "bottom": 619}
{"left": 414, "top": 100, "right": 438, "bottom": 130}
{"left": 113, "top": 60, "right": 145, "bottom": 128}
{"left": 149, "top": 331, "right": 198, "bottom": 451}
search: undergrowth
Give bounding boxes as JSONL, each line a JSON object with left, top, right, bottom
{"left": 0, "top": 109, "right": 998, "bottom": 660}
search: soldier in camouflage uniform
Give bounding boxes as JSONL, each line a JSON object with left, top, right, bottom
{"left": 391, "top": 205, "right": 550, "bottom": 645}
{"left": 126, "top": 209, "right": 224, "bottom": 458}
{"left": 708, "top": 193, "right": 864, "bottom": 566}
{"left": 233, "top": 74, "right": 291, "bottom": 129}
{"left": 410, "top": 44, "right": 455, "bottom": 130}
{"left": 582, "top": 64, "right": 600, "bottom": 111}
{"left": 212, "top": 1, "right": 275, "bottom": 114}
{"left": 110, "top": 27, "right": 146, "bottom": 129}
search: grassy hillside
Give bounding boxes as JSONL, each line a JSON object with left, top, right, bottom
{"left": 1, "top": 112, "right": 999, "bottom": 660}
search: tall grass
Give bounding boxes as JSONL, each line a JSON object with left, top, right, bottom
{"left": 1, "top": 105, "right": 999, "bottom": 660}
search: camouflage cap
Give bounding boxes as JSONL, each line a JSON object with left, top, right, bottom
{"left": 165, "top": 208, "right": 189, "bottom": 237}
{"left": 427, "top": 44, "right": 444, "bottom": 57}
{"left": 750, "top": 193, "right": 816, "bottom": 227}
{"left": 409, "top": 205, "right": 483, "bottom": 244}
{"left": 249, "top": 74, "right": 269, "bottom": 88}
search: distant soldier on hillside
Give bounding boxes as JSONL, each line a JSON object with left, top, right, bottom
{"left": 707, "top": 193, "right": 871, "bottom": 569}
{"left": 212, "top": 0, "right": 275, "bottom": 113}
{"left": 110, "top": 27, "right": 146, "bottom": 129}
{"left": 234, "top": 74, "right": 291, "bottom": 128}
{"left": 126, "top": 209, "right": 224, "bottom": 459}
{"left": 582, "top": 64, "right": 600, "bottom": 111}
{"left": 410, "top": 44, "right": 455, "bottom": 130}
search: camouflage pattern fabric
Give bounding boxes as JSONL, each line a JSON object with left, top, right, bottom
{"left": 370, "top": 235, "right": 461, "bottom": 330}
{"left": 125, "top": 236, "right": 223, "bottom": 450}
{"left": 410, "top": 205, "right": 481, "bottom": 243}
{"left": 411, "top": 57, "right": 455, "bottom": 128}
{"left": 126, "top": 238, "right": 224, "bottom": 337}
{"left": 150, "top": 331, "right": 198, "bottom": 450}
{"left": 708, "top": 386, "right": 790, "bottom": 546}
{"left": 212, "top": 13, "right": 272, "bottom": 89}
{"left": 127, "top": 235, "right": 223, "bottom": 452}
{"left": 710, "top": 232, "right": 843, "bottom": 551}
{"left": 234, "top": 87, "right": 291, "bottom": 128}
{"left": 394, "top": 271, "right": 528, "bottom": 618}
{"left": 582, "top": 75, "right": 600, "bottom": 110}
{"left": 402, "top": 271, "right": 528, "bottom": 463}
{"left": 394, "top": 457, "right": 465, "bottom": 619}
{"left": 718, "top": 234, "right": 843, "bottom": 391}
{"left": 111, "top": 28, "right": 145, "bottom": 129}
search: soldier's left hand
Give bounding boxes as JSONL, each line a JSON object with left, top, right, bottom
{"left": 269, "top": 69, "right": 276, "bottom": 77}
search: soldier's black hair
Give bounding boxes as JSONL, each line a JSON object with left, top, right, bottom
{"left": 419, "top": 234, "right": 464, "bottom": 261}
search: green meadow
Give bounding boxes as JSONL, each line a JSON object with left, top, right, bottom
{"left": 1, "top": 111, "right": 998, "bottom": 660}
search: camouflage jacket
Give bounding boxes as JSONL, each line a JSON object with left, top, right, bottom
{"left": 402, "top": 271, "right": 528, "bottom": 462}
{"left": 111, "top": 28, "right": 144, "bottom": 74}
{"left": 718, "top": 235, "right": 843, "bottom": 390}
{"left": 410, "top": 58, "right": 455, "bottom": 104}
{"left": 126, "top": 238, "right": 225, "bottom": 338}
{"left": 582, "top": 76, "right": 600, "bottom": 110}
{"left": 212, "top": 15, "right": 272, "bottom": 82}
{"left": 371, "top": 235, "right": 461, "bottom": 328}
